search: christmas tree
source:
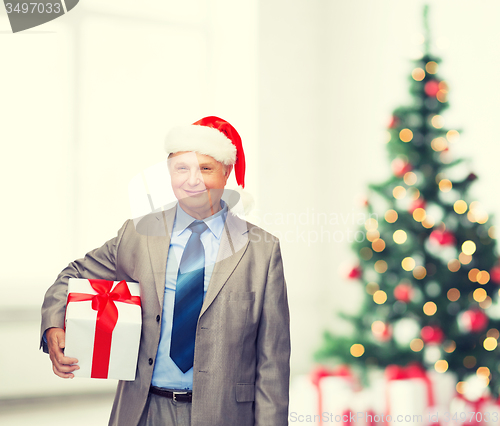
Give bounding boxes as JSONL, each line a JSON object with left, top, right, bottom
{"left": 316, "top": 6, "right": 500, "bottom": 397}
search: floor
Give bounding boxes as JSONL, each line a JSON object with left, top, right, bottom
{"left": 0, "top": 393, "right": 115, "bottom": 426}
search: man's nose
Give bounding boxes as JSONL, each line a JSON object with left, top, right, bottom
{"left": 187, "top": 168, "right": 202, "bottom": 186}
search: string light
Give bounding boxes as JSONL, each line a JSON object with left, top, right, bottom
{"left": 488, "top": 226, "right": 495, "bottom": 239}
{"left": 447, "top": 259, "right": 460, "bottom": 272}
{"left": 399, "top": 129, "right": 414, "bottom": 142}
{"left": 437, "top": 91, "right": 447, "bottom": 103}
{"left": 413, "top": 266, "right": 427, "bottom": 280}
{"left": 393, "top": 230, "right": 408, "bottom": 244}
{"left": 367, "top": 230, "right": 381, "bottom": 242}
{"left": 487, "top": 329, "right": 500, "bottom": 339}
{"left": 404, "top": 172, "right": 417, "bottom": 185}
{"left": 426, "top": 61, "right": 439, "bottom": 74}
{"left": 385, "top": 209, "right": 398, "bottom": 223}
{"left": 413, "top": 208, "right": 426, "bottom": 222}
{"left": 412, "top": 68, "right": 425, "bottom": 81}
{"left": 393, "top": 186, "right": 406, "bottom": 199}
{"left": 468, "top": 268, "right": 479, "bottom": 282}
{"left": 463, "top": 356, "right": 477, "bottom": 368}
{"left": 479, "top": 297, "right": 492, "bottom": 309}
{"left": 473, "top": 288, "right": 487, "bottom": 303}
{"left": 374, "top": 260, "right": 388, "bottom": 273}
{"left": 372, "top": 238, "right": 386, "bottom": 252}
{"left": 439, "top": 179, "right": 452, "bottom": 192}
{"left": 350, "top": 344, "right": 365, "bottom": 357}
{"left": 422, "top": 216, "right": 435, "bottom": 228}
{"left": 456, "top": 382, "right": 465, "bottom": 394}
{"left": 431, "top": 137, "right": 448, "bottom": 152}
{"left": 484, "top": 338, "right": 497, "bottom": 351}
{"left": 458, "top": 252, "right": 472, "bottom": 264}
{"left": 447, "top": 288, "right": 460, "bottom": 302}
{"left": 423, "top": 301, "right": 437, "bottom": 316}
{"left": 477, "top": 271, "right": 490, "bottom": 285}
{"left": 454, "top": 200, "right": 467, "bottom": 214}
{"left": 365, "top": 218, "right": 378, "bottom": 230}
{"left": 431, "top": 115, "right": 444, "bottom": 128}
{"left": 410, "top": 338, "right": 424, "bottom": 352}
{"left": 435, "top": 360, "right": 448, "bottom": 373}
{"left": 444, "top": 341, "right": 456, "bottom": 353}
{"left": 365, "top": 282, "right": 379, "bottom": 295}
{"left": 373, "top": 290, "right": 387, "bottom": 304}
{"left": 360, "top": 247, "right": 373, "bottom": 260}
{"left": 447, "top": 129, "right": 460, "bottom": 143}
{"left": 402, "top": 257, "right": 416, "bottom": 271}
{"left": 477, "top": 367, "right": 491, "bottom": 378}
{"left": 462, "top": 240, "right": 477, "bottom": 255}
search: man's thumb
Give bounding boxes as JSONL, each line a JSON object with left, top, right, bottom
{"left": 58, "top": 332, "right": 65, "bottom": 349}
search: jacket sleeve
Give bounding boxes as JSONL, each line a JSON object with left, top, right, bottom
{"left": 254, "top": 239, "right": 291, "bottom": 426}
{"left": 39, "top": 220, "right": 131, "bottom": 353}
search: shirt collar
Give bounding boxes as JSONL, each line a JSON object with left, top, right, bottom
{"left": 173, "top": 199, "right": 228, "bottom": 240}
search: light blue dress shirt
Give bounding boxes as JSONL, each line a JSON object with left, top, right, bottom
{"left": 151, "top": 200, "right": 228, "bottom": 390}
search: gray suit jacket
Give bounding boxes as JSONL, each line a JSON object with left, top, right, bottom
{"left": 40, "top": 205, "right": 290, "bottom": 426}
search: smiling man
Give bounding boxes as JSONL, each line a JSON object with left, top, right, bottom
{"left": 40, "top": 116, "right": 290, "bottom": 426}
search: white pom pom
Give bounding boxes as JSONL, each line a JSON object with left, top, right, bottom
{"left": 233, "top": 185, "right": 255, "bottom": 215}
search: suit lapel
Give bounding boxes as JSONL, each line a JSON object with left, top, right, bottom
{"left": 200, "top": 211, "right": 250, "bottom": 317}
{"left": 147, "top": 206, "right": 176, "bottom": 306}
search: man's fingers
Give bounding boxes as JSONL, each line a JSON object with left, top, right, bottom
{"left": 46, "top": 328, "right": 79, "bottom": 379}
{"left": 52, "top": 364, "right": 76, "bottom": 379}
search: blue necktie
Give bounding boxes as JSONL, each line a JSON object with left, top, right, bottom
{"left": 170, "top": 220, "right": 208, "bottom": 373}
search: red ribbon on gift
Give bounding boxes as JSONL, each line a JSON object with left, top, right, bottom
{"left": 311, "top": 365, "right": 354, "bottom": 426}
{"left": 385, "top": 363, "right": 435, "bottom": 418}
{"left": 67, "top": 279, "right": 141, "bottom": 379}
{"left": 456, "top": 394, "right": 492, "bottom": 426}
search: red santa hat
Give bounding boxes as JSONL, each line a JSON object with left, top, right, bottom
{"left": 165, "top": 116, "right": 246, "bottom": 188}
{"left": 165, "top": 116, "right": 253, "bottom": 213}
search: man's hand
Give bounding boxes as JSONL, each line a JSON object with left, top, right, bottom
{"left": 46, "top": 327, "right": 79, "bottom": 379}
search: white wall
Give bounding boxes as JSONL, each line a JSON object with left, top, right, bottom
{"left": 0, "top": 0, "right": 258, "bottom": 399}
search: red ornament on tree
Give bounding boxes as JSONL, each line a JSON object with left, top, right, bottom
{"left": 429, "top": 229, "right": 456, "bottom": 246}
{"left": 394, "top": 283, "right": 414, "bottom": 303}
{"left": 348, "top": 266, "right": 362, "bottom": 279}
{"left": 460, "top": 309, "right": 488, "bottom": 333}
{"left": 490, "top": 265, "right": 500, "bottom": 284}
{"left": 391, "top": 158, "right": 413, "bottom": 177}
{"left": 388, "top": 115, "right": 399, "bottom": 129}
{"left": 372, "top": 321, "right": 392, "bottom": 342}
{"left": 409, "top": 198, "right": 426, "bottom": 213}
{"left": 424, "top": 80, "right": 441, "bottom": 97}
{"left": 420, "top": 325, "right": 444, "bottom": 344}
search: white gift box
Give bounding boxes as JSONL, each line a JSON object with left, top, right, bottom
{"left": 65, "top": 278, "right": 142, "bottom": 380}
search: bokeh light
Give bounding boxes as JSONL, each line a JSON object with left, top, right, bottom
{"left": 412, "top": 68, "right": 425, "bottom": 81}
{"left": 385, "top": 209, "right": 398, "bottom": 223}
{"left": 423, "top": 301, "right": 437, "bottom": 316}
{"left": 350, "top": 344, "right": 365, "bottom": 357}
{"left": 373, "top": 290, "right": 387, "bottom": 304}
{"left": 402, "top": 257, "right": 416, "bottom": 271}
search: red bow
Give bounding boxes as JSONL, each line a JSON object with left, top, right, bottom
{"left": 67, "top": 279, "right": 141, "bottom": 378}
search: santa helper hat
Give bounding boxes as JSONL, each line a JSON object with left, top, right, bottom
{"left": 165, "top": 116, "right": 253, "bottom": 212}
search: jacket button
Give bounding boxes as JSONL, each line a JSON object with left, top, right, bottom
{"left": 156, "top": 315, "right": 160, "bottom": 322}
{"left": 149, "top": 358, "right": 153, "bottom": 365}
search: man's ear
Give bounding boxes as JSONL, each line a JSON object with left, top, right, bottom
{"left": 225, "top": 164, "right": 233, "bottom": 180}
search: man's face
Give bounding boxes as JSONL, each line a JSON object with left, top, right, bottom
{"left": 168, "top": 151, "right": 232, "bottom": 218}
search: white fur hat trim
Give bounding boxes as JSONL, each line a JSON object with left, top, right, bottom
{"left": 165, "top": 125, "right": 237, "bottom": 165}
